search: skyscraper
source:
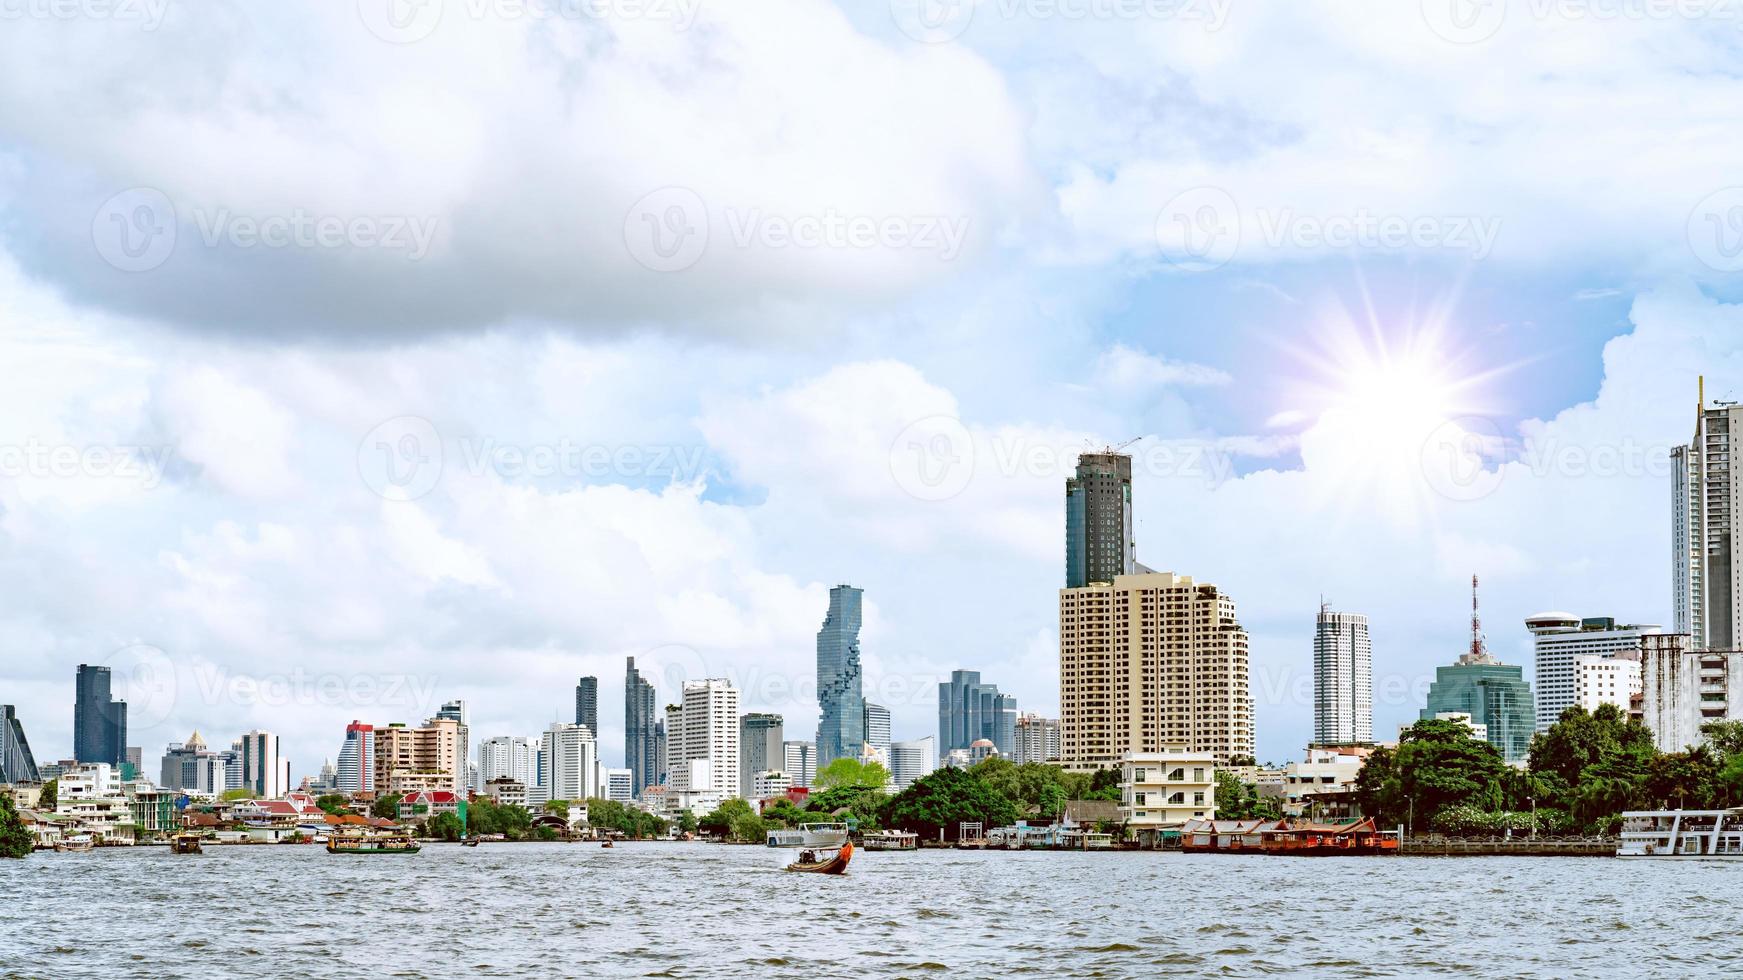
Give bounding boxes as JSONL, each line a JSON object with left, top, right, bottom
{"left": 541, "top": 722, "right": 603, "bottom": 801}
{"left": 1059, "top": 571, "right": 1254, "bottom": 769}
{"left": 739, "top": 712, "right": 784, "bottom": 798}
{"left": 73, "top": 664, "right": 127, "bottom": 767}
{"left": 1419, "top": 577, "right": 1534, "bottom": 764}
{"left": 575, "top": 676, "right": 598, "bottom": 738}
{"left": 161, "top": 730, "right": 229, "bottom": 794}
{"left": 888, "top": 736, "right": 938, "bottom": 790}
{"left": 1065, "top": 451, "right": 1138, "bottom": 588}
{"left": 478, "top": 735, "right": 537, "bottom": 787}
{"left": 815, "top": 585, "right": 865, "bottom": 766}
{"left": 435, "top": 700, "right": 470, "bottom": 795}
{"left": 783, "top": 740, "right": 816, "bottom": 788}
{"left": 1012, "top": 713, "right": 1061, "bottom": 764}
{"left": 373, "top": 718, "right": 460, "bottom": 796}
{"left": 335, "top": 721, "right": 375, "bottom": 793}
{"left": 937, "top": 670, "right": 1017, "bottom": 758}
{"left": 1673, "top": 380, "right": 1743, "bottom": 650}
{"left": 1313, "top": 606, "right": 1373, "bottom": 745}
{"left": 236, "top": 730, "right": 286, "bottom": 799}
{"left": 625, "top": 657, "right": 658, "bottom": 797}
{"left": 666, "top": 679, "right": 740, "bottom": 797}
{"left": 0, "top": 705, "right": 39, "bottom": 784}
{"left": 862, "top": 703, "right": 891, "bottom": 760}
{"left": 1525, "top": 613, "right": 1659, "bottom": 732}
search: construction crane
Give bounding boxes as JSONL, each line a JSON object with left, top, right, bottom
{"left": 1083, "top": 436, "right": 1144, "bottom": 455}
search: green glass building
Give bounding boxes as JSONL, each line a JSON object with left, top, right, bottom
{"left": 1420, "top": 660, "right": 1535, "bottom": 764}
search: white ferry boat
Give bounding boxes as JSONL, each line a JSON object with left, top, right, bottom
{"left": 765, "top": 823, "right": 849, "bottom": 849}
{"left": 766, "top": 829, "right": 805, "bottom": 848}
{"left": 1617, "top": 809, "right": 1743, "bottom": 858}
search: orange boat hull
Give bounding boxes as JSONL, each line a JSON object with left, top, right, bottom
{"left": 786, "top": 840, "right": 853, "bottom": 874}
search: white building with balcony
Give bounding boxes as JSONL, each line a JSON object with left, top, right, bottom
{"left": 1118, "top": 750, "right": 1215, "bottom": 835}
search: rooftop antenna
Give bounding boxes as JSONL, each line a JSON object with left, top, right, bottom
{"left": 1462, "top": 574, "right": 1495, "bottom": 665}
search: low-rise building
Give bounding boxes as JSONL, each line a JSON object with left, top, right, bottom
{"left": 481, "top": 777, "right": 528, "bottom": 808}
{"left": 1575, "top": 655, "right": 1642, "bottom": 715}
{"left": 1281, "top": 746, "right": 1371, "bottom": 819}
{"left": 1118, "top": 750, "right": 1216, "bottom": 841}
{"left": 398, "top": 790, "right": 465, "bottom": 825}
{"left": 750, "top": 770, "right": 791, "bottom": 800}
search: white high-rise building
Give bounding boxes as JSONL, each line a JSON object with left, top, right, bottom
{"left": 235, "top": 730, "right": 285, "bottom": 799}
{"left": 782, "top": 740, "right": 816, "bottom": 789}
{"left": 1012, "top": 714, "right": 1061, "bottom": 764}
{"left": 1526, "top": 613, "right": 1660, "bottom": 732}
{"left": 862, "top": 703, "right": 891, "bottom": 760}
{"left": 1313, "top": 607, "right": 1373, "bottom": 745}
{"left": 435, "top": 700, "right": 470, "bottom": 797}
{"left": 541, "top": 723, "right": 602, "bottom": 802}
{"left": 1575, "top": 656, "right": 1642, "bottom": 716}
{"left": 606, "top": 768, "right": 633, "bottom": 802}
{"left": 666, "top": 679, "right": 740, "bottom": 797}
{"left": 1673, "top": 386, "right": 1743, "bottom": 650}
{"left": 889, "top": 736, "right": 938, "bottom": 790}
{"left": 479, "top": 736, "right": 538, "bottom": 788}
{"left": 335, "top": 722, "right": 375, "bottom": 794}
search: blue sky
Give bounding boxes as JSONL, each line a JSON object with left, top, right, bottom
{"left": 2, "top": 0, "right": 1743, "bottom": 774}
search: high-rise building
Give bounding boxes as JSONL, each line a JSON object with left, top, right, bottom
{"left": 888, "top": 736, "right": 938, "bottom": 790}
{"left": 373, "top": 718, "right": 461, "bottom": 796}
{"left": 667, "top": 679, "right": 740, "bottom": 797}
{"left": 0, "top": 705, "right": 39, "bottom": 784}
{"left": 478, "top": 736, "right": 537, "bottom": 787}
{"left": 73, "top": 664, "right": 127, "bottom": 767}
{"left": 862, "top": 703, "right": 891, "bottom": 760}
{"left": 654, "top": 718, "right": 667, "bottom": 788}
{"left": 575, "top": 677, "right": 598, "bottom": 738}
{"left": 1012, "top": 713, "right": 1061, "bottom": 764}
{"left": 1576, "top": 656, "right": 1642, "bottom": 716}
{"left": 815, "top": 585, "right": 865, "bottom": 766}
{"left": 335, "top": 721, "right": 376, "bottom": 793}
{"left": 739, "top": 713, "right": 784, "bottom": 798}
{"left": 160, "top": 730, "right": 228, "bottom": 795}
{"left": 938, "top": 670, "right": 1018, "bottom": 758}
{"left": 606, "top": 767, "right": 633, "bottom": 802}
{"left": 541, "top": 722, "right": 603, "bottom": 802}
{"left": 1673, "top": 382, "right": 1743, "bottom": 651}
{"left": 235, "top": 730, "right": 286, "bottom": 799}
{"left": 1065, "top": 451, "right": 1138, "bottom": 588}
{"left": 1059, "top": 571, "right": 1254, "bottom": 769}
{"left": 1313, "top": 606, "right": 1373, "bottom": 745}
{"left": 1640, "top": 633, "right": 1743, "bottom": 752}
{"left": 783, "top": 740, "right": 816, "bottom": 789}
{"left": 625, "top": 657, "right": 659, "bottom": 797}
{"left": 1419, "top": 578, "right": 1534, "bottom": 764}
{"left": 1525, "top": 613, "right": 1660, "bottom": 733}
{"left": 434, "top": 700, "right": 470, "bottom": 796}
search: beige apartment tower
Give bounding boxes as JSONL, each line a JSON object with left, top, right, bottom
{"left": 372, "top": 717, "right": 461, "bottom": 796}
{"left": 1059, "top": 572, "right": 1254, "bottom": 770}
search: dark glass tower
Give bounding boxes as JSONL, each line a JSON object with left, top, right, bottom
{"left": 575, "top": 676, "right": 598, "bottom": 738}
{"left": 0, "top": 705, "right": 39, "bottom": 783}
{"left": 73, "top": 664, "right": 127, "bottom": 767}
{"left": 624, "top": 658, "right": 657, "bottom": 796}
{"left": 1065, "top": 452, "right": 1137, "bottom": 587}
{"left": 815, "top": 585, "right": 866, "bottom": 766}
{"left": 938, "top": 670, "right": 1018, "bottom": 757}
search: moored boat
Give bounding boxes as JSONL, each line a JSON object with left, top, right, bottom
{"left": 170, "top": 834, "right": 204, "bottom": 855}
{"left": 54, "top": 835, "right": 95, "bottom": 853}
{"left": 326, "top": 834, "right": 422, "bottom": 855}
{"left": 861, "top": 831, "right": 918, "bottom": 851}
{"left": 1618, "top": 809, "right": 1743, "bottom": 858}
{"left": 785, "top": 841, "right": 853, "bottom": 874}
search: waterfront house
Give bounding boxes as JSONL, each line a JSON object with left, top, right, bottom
{"left": 1118, "top": 750, "right": 1216, "bottom": 845}
{"left": 1180, "top": 818, "right": 1279, "bottom": 853}
{"left": 1257, "top": 817, "right": 1398, "bottom": 855}
{"left": 397, "top": 790, "right": 465, "bottom": 825}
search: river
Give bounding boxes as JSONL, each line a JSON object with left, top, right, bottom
{"left": 0, "top": 843, "right": 1734, "bottom": 978}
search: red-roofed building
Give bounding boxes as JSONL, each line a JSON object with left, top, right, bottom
{"left": 397, "top": 790, "right": 464, "bottom": 824}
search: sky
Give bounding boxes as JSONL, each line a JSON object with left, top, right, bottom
{"left": 3, "top": 0, "right": 1743, "bottom": 775}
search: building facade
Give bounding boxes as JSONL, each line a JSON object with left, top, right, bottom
{"left": 888, "top": 736, "right": 938, "bottom": 790}
{"left": 1672, "top": 389, "right": 1743, "bottom": 650}
{"left": 160, "top": 730, "right": 229, "bottom": 795}
{"left": 542, "top": 723, "right": 603, "bottom": 802}
{"left": 1576, "top": 655, "right": 1642, "bottom": 716}
{"left": 937, "top": 670, "right": 1017, "bottom": 758}
{"left": 435, "top": 701, "right": 470, "bottom": 795}
{"left": 335, "top": 721, "right": 376, "bottom": 794}
{"left": 1012, "top": 713, "right": 1061, "bottom": 764}
{"left": 235, "top": 730, "right": 287, "bottom": 799}
{"left": 1419, "top": 659, "right": 1535, "bottom": 764}
{"left": 575, "top": 676, "right": 598, "bottom": 738}
{"left": 667, "top": 679, "right": 740, "bottom": 797}
{"left": 478, "top": 735, "right": 538, "bottom": 788}
{"left": 1119, "top": 750, "right": 1216, "bottom": 832}
{"left": 1065, "top": 451, "right": 1137, "bottom": 588}
{"left": 1640, "top": 633, "right": 1743, "bottom": 753}
{"left": 782, "top": 740, "right": 816, "bottom": 789}
{"left": 815, "top": 585, "right": 866, "bottom": 766}
{"left": 625, "top": 657, "right": 659, "bottom": 797}
{"left": 1313, "top": 607, "right": 1373, "bottom": 745}
{"left": 1525, "top": 613, "right": 1660, "bottom": 732}
{"left": 606, "top": 768, "right": 632, "bottom": 802}
{"left": 0, "top": 705, "right": 39, "bottom": 784}
{"left": 739, "top": 713, "right": 784, "bottom": 799}
{"left": 73, "top": 664, "right": 127, "bottom": 767}
{"left": 1060, "top": 572, "right": 1255, "bottom": 769}
{"left": 862, "top": 703, "right": 891, "bottom": 760}
{"left": 373, "top": 718, "right": 461, "bottom": 796}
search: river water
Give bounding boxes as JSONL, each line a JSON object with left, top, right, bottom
{"left": 0, "top": 843, "right": 1734, "bottom": 978}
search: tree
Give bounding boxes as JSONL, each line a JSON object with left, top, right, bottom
{"left": 880, "top": 766, "right": 1018, "bottom": 841}
{"left": 468, "top": 797, "right": 534, "bottom": 839}
{"left": 0, "top": 791, "right": 32, "bottom": 858}
{"left": 545, "top": 799, "right": 572, "bottom": 816}
{"left": 729, "top": 811, "right": 768, "bottom": 843}
{"left": 1645, "top": 747, "right": 1718, "bottom": 810}
{"left": 762, "top": 798, "right": 808, "bottom": 827}
{"left": 973, "top": 759, "right": 1070, "bottom": 819}
{"left": 426, "top": 812, "right": 464, "bottom": 841}
{"left": 1354, "top": 720, "right": 1506, "bottom": 828}
{"left": 699, "top": 799, "right": 754, "bottom": 837}
{"left": 315, "top": 794, "right": 350, "bottom": 816}
{"left": 675, "top": 811, "right": 698, "bottom": 836}
{"left": 37, "top": 779, "right": 56, "bottom": 811}
{"left": 802, "top": 785, "right": 886, "bottom": 830}
{"left": 1214, "top": 771, "right": 1280, "bottom": 821}
{"left": 371, "top": 794, "right": 404, "bottom": 819}
{"left": 813, "top": 757, "right": 890, "bottom": 791}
